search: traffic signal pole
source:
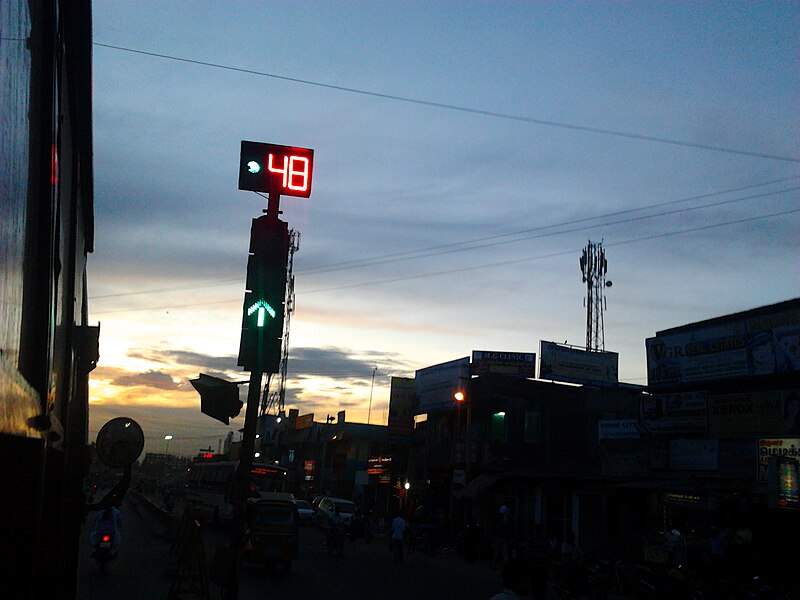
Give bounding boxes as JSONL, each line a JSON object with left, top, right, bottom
{"left": 226, "top": 192, "right": 282, "bottom": 600}
{"left": 225, "top": 140, "right": 313, "bottom": 597}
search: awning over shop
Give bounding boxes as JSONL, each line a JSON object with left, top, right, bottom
{"left": 453, "top": 467, "right": 611, "bottom": 499}
{"left": 452, "top": 472, "right": 504, "bottom": 499}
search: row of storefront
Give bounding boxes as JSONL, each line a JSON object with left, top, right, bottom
{"left": 260, "top": 298, "right": 799, "bottom": 581}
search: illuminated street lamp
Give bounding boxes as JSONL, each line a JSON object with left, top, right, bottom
{"left": 164, "top": 434, "right": 173, "bottom": 455}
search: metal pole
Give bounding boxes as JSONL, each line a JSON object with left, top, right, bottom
{"left": 466, "top": 400, "right": 472, "bottom": 482}
{"left": 225, "top": 369, "right": 263, "bottom": 599}
{"left": 367, "top": 365, "right": 376, "bottom": 424}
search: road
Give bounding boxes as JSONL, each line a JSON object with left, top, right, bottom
{"left": 78, "top": 499, "right": 508, "bottom": 599}
{"left": 78, "top": 497, "right": 174, "bottom": 599}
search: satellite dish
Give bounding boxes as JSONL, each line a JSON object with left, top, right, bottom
{"left": 95, "top": 417, "right": 144, "bottom": 468}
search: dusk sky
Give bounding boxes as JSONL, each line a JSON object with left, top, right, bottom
{"left": 87, "top": 1, "right": 799, "bottom": 457}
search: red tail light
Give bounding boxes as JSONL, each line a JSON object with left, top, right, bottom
{"left": 101, "top": 534, "right": 111, "bottom": 543}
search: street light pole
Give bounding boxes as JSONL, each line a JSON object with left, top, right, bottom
{"left": 164, "top": 435, "right": 173, "bottom": 455}
{"left": 367, "top": 365, "right": 377, "bottom": 424}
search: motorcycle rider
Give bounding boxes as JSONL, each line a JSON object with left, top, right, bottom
{"left": 90, "top": 504, "right": 122, "bottom": 555}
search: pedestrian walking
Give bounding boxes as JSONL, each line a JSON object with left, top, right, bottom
{"left": 494, "top": 502, "right": 512, "bottom": 565}
{"left": 391, "top": 512, "right": 407, "bottom": 563}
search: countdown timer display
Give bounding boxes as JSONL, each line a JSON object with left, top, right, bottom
{"left": 238, "top": 141, "right": 314, "bottom": 198}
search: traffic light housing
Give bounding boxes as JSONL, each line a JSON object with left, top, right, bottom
{"left": 191, "top": 374, "right": 243, "bottom": 425}
{"left": 237, "top": 216, "right": 290, "bottom": 373}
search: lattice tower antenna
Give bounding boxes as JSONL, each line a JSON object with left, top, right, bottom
{"left": 261, "top": 230, "right": 300, "bottom": 416}
{"left": 580, "top": 240, "right": 612, "bottom": 352}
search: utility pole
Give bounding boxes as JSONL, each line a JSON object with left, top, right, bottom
{"left": 580, "top": 240, "right": 612, "bottom": 352}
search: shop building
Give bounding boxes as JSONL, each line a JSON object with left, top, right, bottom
{"left": 405, "top": 351, "right": 646, "bottom": 555}
{"left": 619, "top": 298, "right": 800, "bottom": 576}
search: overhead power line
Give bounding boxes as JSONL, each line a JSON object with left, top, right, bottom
{"left": 93, "top": 42, "right": 800, "bottom": 164}
{"left": 302, "top": 206, "right": 800, "bottom": 294}
{"left": 90, "top": 205, "right": 799, "bottom": 315}
{"left": 301, "top": 184, "right": 800, "bottom": 274}
{"left": 88, "top": 176, "right": 799, "bottom": 302}
{"left": 301, "top": 176, "right": 800, "bottom": 274}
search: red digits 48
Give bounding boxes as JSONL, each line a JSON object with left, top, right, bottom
{"left": 268, "top": 153, "right": 310, "bottom": 192}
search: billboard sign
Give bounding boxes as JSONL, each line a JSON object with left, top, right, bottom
{"left": 539, "top": 341, "right": 619, "bottom": 387}
{"left": 646, "top": 306, "right": 800, "bottom": 389}
{"left": 388, "top": 377, "right": 416, "bottom": 444}
{"left": 471, "top": 350, "right": 536, "bottom": 378}
{"left": 295, "top": 413, "right": 314, "bottom": 430}
{"left": 415, "top": 357, "right": 470, "bottom": 414}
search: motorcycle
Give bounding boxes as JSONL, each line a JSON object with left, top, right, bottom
{"left": 91, "top": 531, "right": 117, "bottom": 570}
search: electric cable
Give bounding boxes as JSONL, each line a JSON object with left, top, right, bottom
{"left": 89, "top": 176, "right": 799, "bottom": 300}
{"left": 90, "top": 205, "right": 799, "bottom": 314}
{"left": 301, "top": 175, "right": 800, "bottom": 273}
{"left": 93, "top": 42, "right": 800, "bottom": 164}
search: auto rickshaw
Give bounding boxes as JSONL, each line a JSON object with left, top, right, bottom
{"left": 243, "top": 492, "right": 299, "bottom": 572}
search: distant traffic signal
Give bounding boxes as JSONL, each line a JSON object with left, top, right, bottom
{"left": 237, "top": 216, "right": 290, "bottom": 373}
{"left": 191, "top": 374, "right": 243, "bottom": 425}
{"left": 238, "top": 141, "right": 314, "bottom": 198}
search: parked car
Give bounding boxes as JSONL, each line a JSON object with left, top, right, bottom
{"left": 295, "top": 499, "right": 315, "bottom": 524}
{"left": 315, "top": 497, "right": 357, "bottom": 530}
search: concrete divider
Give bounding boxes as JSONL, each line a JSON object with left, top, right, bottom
{"left": 128, "top": 489, "right": 180, "bottom": 540}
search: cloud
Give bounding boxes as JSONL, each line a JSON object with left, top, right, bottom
{"left": 286, "top": 346, "right": 412, "bottom": 379}
{"left": 111, "top": 369, "right": 180, "bottom": 390}
{"left": 127, "top": 348, "right": 238, "bottom": 373}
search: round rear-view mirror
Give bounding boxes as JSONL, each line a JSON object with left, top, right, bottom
{"left": 95, "top": 417, "right": 144, "bottom": 468}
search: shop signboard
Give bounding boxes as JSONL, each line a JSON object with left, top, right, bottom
{"left": 415, "top": 357, "right": 470, "bottom": 413}
{"left": 708, "top": 391, "right": 783, "bottom": 437}
{"left": 640, "top": 392, "right": 707, "bottom": 434}
{"left": 646, "top": 305, "right": 800, "bottom": 389}
{"left": 471, "top": 350, "right": 536, "bottom": 378}
{"left": 758, "top": 437, "right": 800, "bottom": 482}
{"left": 663, "top": 490, "right": 717, "bottom": 510}
{"left": 539, "top": 341, "right": 619, "bottom": 387}
{"left": 367, "top": 455, "right": 392, "bottom": 475}
{"left": 598, "top": 419, "right": 640, "bottom": 440}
